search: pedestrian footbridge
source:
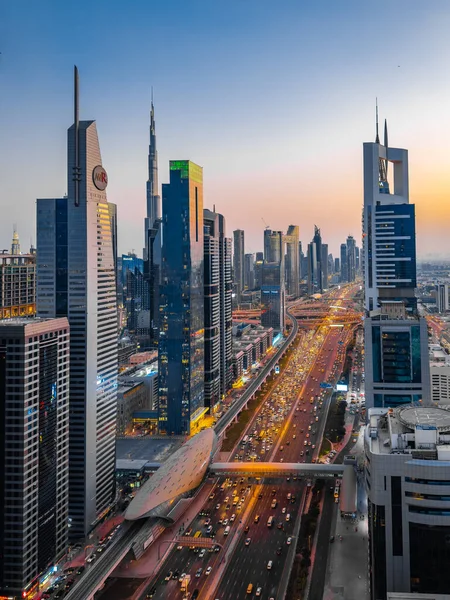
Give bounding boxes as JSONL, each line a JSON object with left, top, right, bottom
{"left": 209, "top": 462, "right": 345, "bottom": 479}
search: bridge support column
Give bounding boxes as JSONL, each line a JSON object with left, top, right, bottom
{"left": 234, "top": 415, "right": 239, "bottom": 424}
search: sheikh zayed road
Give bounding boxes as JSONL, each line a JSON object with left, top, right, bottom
{"left": 93, "top": 283, "right": 362, "bottom": 600}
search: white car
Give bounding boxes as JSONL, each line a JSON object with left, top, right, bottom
{"left": 205, "top": 566, "right": 212, "bottom": 575}
{"left": 287, "top": 537, "right": 292, "bottom": 545}
{"left": 282, "top": 507, "right": 286, "bottom": 514}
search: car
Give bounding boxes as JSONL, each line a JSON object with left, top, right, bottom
{"left": 209, "top": 493, "right": 215, "bottom": 500}
{"left": 214, "top": 545, "right": 220, "bottom": 552}
{"left": 245, "top": 538, "right": 251, "bottom": 546}
{"left": 199, "top": 549, "right": 206, "bottom": 558}
{"left": 222, "top": 519, "right": 229, "bottom": 526}
{"left": 276, "top": 546, "right": 282, "bottom": 555}
{"left": 256, "top": 587, "right": 262, "bottom": 596}
{"left": 287, "top": 537, "right": 292, "bottom": 545}
{"left": 330, "top": 536, "right": 335, "bottom": 543}
{"left": 177, "top": 545, "right": 183, "bottom": 550}
{"left": 205, "top": 566, "right": 212, "bottom": 576}
{"left": 86, "top": 553, "right": 96, "bottom": 563}
{"left": 244, "top": 525, "right": 250, "bottom": 533}
{"left": 165, "top": 571, "right": 173, "bottom": 581}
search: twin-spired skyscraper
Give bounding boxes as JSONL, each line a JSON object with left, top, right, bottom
{"left": 36, "top": 67, "right": 118, "bottom": 537}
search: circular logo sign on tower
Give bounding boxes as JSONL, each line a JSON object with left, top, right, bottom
{"left": 92, "top": 165, "right": 108, "bottom": 191}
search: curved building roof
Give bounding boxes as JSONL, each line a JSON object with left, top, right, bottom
{"left": 125, "top": 428, "right": 218, "bottom": 521}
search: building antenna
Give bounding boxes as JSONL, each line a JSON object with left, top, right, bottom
{"left": 73, "top": 66, "right": 80, "bottom": 207}
{"left": 375, "top": 98, "right": 380, "bottom": 144}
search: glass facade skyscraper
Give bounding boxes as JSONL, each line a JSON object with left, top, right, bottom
{"left": 233, "top": 229, "right": 245, "bottom": 303}
{"left": 158, "top": 161, "right": 205, "bottom": 435}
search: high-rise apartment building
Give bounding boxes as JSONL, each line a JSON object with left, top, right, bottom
{"left": 285, "top": 225, "right": 300, "bottom": 297}
{"left": 36, "top": 67, "right": 118, "bottom": 537}
{"left": 0, "top": 249, "right": 36, "bottom": 320}
{"left": 0, "top": 318, "right": 69, "bottom": 597}
{"left": 158, "top": 161, "right": 205, "bottom": 435}
{"left": 233, "top": 229, "right": 245, "bottom": 303}
{"left": 143, "top": 100, "right": 162, "bottom": 345}
{"left": 365, "top": 406, "right": 450, "bottom": 598}
{"left": 204, "top": 209, "right": 232, "bottom": 410}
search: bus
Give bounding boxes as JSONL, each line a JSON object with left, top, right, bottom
{"left": 267, "top": 516, "right": 274, "bottom": 527}
{"left": 194, "top": 530, "right": 202, "bottom": 538}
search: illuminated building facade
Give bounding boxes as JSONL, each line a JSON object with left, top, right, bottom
{"left": 0, "top": 318, "right": 69, "bottom": 598}
{"left": 36, "top": 67, "right": 118, "bottom": 537}
{"left": 158, "top": 161, "right": 205, "bottom": 434}
{"left": 0, "top": 251, "right": 36, "bottom": 320}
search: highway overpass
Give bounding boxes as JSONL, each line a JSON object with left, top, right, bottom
{"left": 209, "top": 462, "right": 345, "bottom": 479}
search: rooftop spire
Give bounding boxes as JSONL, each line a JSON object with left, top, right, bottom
{"left": 375, "top": 98, "right": 380, "bottom": 144}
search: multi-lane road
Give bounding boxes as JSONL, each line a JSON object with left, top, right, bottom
{"left": 140, "top": 285, "right": 360, "bottom": 600}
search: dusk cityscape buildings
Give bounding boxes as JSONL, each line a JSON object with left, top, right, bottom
{"left": 3, "top": 6, "right": 450, "bottom": 596}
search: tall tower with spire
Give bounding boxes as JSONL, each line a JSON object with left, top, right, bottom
{"left": 142, "top": 96, "right": 162, "bottom": 345}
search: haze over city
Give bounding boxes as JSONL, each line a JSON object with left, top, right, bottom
{"left": 2, "top": 0, "right": 450, "bottom": 257}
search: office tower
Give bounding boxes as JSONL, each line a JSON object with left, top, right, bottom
{"left": 254, "top": 252, "right": 264, "bottom": 289}
{"left": 355, "top": 245, "right": 360, "bottom": 272}
{"left": 125, "top": 267, "right": 145, "bottom": 333}
{"left": 36, "top": 67, "right": 118, "bottom": 537}
{"left": 321, "top": 243, "right": 328, "bottom": 290}
{"left": 365, "top": 406, "right": 450, "bottom": 597}
{"left": 263, "top": 228, "right": 272, "bottom": 261}
{"left": 334, "top": 257, "right": 340, "bottom": 273}
{"left": 121, "top": 253, "right": 144, "bottom": 289}
{"left": 340, "top": 243, "right": 348, "bottom": 282}
{"left": 143, "top": 99, "right": 162, "bottom": 345}
{"left": 244, "top": 253, "right": 255, "bottom": 290}
{"left": 346, "top": 235, "right": 356, "bottom": 282}
{"left": 264, "top": 230, "right": 283, "bottom": 263}
{"left": 363, "top": 113, "right": 430, "bottom": 411}
{"left": 0, "top": 318, "right": 69, "bottom": 598}
{"left": 284, "top": 225, "right": 300, "bottom": 297}
{"left": 437, "top": 283, "right": 449, "bottom": 313}
{"left": 158, "top": 161, "right": 205, "bottom": 434}
{"left": 0, "top": 249, "right": 36, "bottom": 319}
{"left": 204, "top": 209, "right": 233, "bottom": 409}
{"left": 233, "top": 229, "right": 245, "bottom": 303}
{"left": 261, "top": 231, "right": 285, "bottom": 332}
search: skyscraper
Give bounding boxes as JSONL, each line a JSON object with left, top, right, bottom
{"left": 0, "top": 318, "right": 69, "bottom": 598}
{"left": 233, "top": 229, "right": 245, "bottom": 303}
{"left": 204, "top": 209, "right": 232, "bottom": 409}
{"left": 340, "top": 243, "right": 348, "bottom": 282}
{"left": 244, "top": 253, "right": 255, "bottom": 290}
{"left": 261, "top": 231, "right": 285, "bottom": 332}
{"left": 346, "top": 235, "right": 356, "bottom": 282}
{"left": 158, "top": 161, "right": 205, "bottom": 435}
{"left": 143, "top": 99, "right": 162, "bottom": 345}
{"left": 284, "top": 225, "right": 300, "bottom": 297}
{"left": 0, "top": 249, "right": 36, "bottom": 320}
{"left": 321, "top": 243, "right": 328, "bottom": 290}
{"left": 37, "top": 67, "right": 118, "bottom": 537}
{"left": 307, "top": 226, "right": 323, "bottom": 294}
{"left": 362, "top": 113, "right": 430, "bottom": 409}
{"left": 437, "top": 283, "right": 449, "bottom": 313}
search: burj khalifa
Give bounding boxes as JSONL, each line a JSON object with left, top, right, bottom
{"left": 143, "top": 97, "right": 162, "bottom": 345}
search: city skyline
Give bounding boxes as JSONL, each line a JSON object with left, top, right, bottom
{"left": 2, "top": 1, "right": 450, "bottom": 259}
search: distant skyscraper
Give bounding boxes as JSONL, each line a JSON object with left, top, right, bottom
{"left": 340, "top": 243, "right": 348, "bottom": 282}
{"left": 37, "top": 67, "right": 118, "bottom": 537}
{"left": 355, "top": 245, "right": 360, "bottom": 272}
{"left": 125, "top": 267, "right": 145, "bottom": 333}
{"left": 437, "top": 283, "right": 449, "bottom": 313}
{"left": 0, "top": 318, "right": 69, "bottom": 598}
{"left": 346, "top": 235, "right": 356, "bottom": 282}
{"left": 143, "top": 100, "right": 162, "bottom": 345}
{"left": 10, "top": 228, "right": 20, "bottom": 255}
{"left": 204, "top": 209, "right": 232, "bottom": 409}
{"left": 233, "top": 229, "right": 245, "bottom": 303}
{"left": 254, "top": 252, "right": 264, "bottom": 289}
{"left": 158, "top": 161, "right": 205, "bottom": 435}
{"left": 261, "top": 231, "right": 285, "bottom": 332}
{"left": 334, "top": 257, "right": 340, "bottom": 273}
{"left": 285, "top": 225, "right": 300, "bottom": 297}
{"left": 307, "top": 226, "right": 323, "bottom": 294}
{"left": 244, "top": 253, "right": 255, "bottom": 290}
{"left": 321, "top": 243, "right": 328, "bottom": 290}
{"left": 362, "top": 111, "right": 430, "bottom": 410}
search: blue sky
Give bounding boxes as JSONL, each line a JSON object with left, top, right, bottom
{"left": 2, "top": 0, "right": 450, "bottom": 258}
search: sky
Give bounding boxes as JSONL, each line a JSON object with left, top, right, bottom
{"left": 1, "top": 0, "right": 450, "bottom": 259}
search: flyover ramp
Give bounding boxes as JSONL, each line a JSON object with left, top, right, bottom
{"left": 209, "top": 462, "right": 345, "bottom": 479}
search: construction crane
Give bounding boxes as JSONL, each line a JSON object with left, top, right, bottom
{"left": 261, "top": 217, "right": 270, "bottom": 230}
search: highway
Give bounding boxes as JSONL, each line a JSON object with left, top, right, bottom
{"left": 140, "top": 285, "right": 360, "bottom": 600}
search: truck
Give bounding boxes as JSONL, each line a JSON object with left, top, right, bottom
{"left": 181, "top": 574, "right": 191, "bottom": 591}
